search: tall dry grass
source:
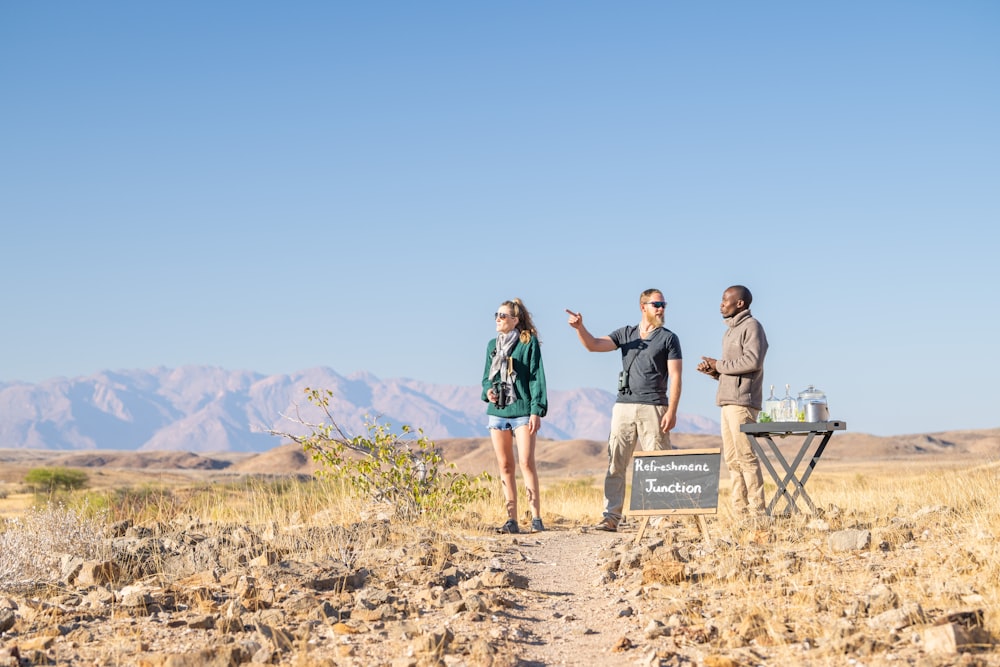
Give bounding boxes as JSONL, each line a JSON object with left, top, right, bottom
{"left": 706, "top": 462, "right": 1000, "bottom": 650}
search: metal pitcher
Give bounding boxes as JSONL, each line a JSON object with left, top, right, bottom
{"left": 804, "top": 401, "right": 829, "bottom": 422}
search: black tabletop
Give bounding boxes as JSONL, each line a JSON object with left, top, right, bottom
{"left": 741, "top": 421, "right": 847, "bottom": 434}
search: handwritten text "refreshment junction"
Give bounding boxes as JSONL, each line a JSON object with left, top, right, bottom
{"left": 633, "top": 458, "right": 711, "bottom": 495}
{"left": 633, "top": 459, "right": 711, "bottom": 473}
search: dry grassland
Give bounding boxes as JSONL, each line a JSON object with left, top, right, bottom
{"left": 0, "top": 428, "right": 996, "bottom": 666}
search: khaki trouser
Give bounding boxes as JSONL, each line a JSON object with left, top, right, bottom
{"left": 720, "top": 404, "right": 765, "bottom": 514}
{"left": 603, "top": 403, "right": 672, "bottom": 522}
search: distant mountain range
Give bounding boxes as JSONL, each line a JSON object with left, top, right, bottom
{"left": 0, "top": 366, "right": 718, "bottom": 452}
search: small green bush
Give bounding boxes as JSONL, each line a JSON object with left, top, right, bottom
{"left": 24, "top": 467, "right": 88, "bottom": 493}
{"left": 271, "top": 388, "right": 494, "bottom": 519}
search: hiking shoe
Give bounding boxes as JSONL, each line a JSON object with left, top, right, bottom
{"left": 496, "top": 519, "right": 520, "bottom": 534}
{"left": 531, "top": 517, "right": 545, "bottom": 532}
{"left": 594, "top": 517, "right": 618, "bottom": 532}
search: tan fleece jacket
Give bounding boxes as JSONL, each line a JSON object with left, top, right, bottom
{"left": 714, "top": 309, "right": 768, "bottom": 409}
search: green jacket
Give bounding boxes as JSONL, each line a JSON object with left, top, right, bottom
{"left": 481, "top": 334, "right": 548, "bottom": 418}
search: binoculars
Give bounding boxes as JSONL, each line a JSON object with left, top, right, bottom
{"left": 492, "top": 381, "right": 509, "bottom": 408}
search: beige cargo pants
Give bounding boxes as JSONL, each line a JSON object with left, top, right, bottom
{"left": 720, "top": 404, "right": 765, "bottom": 515}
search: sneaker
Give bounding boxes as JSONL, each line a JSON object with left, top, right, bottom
{"left": 496, "top": 518, "right": 519, "bottom": 534}
{"left": 594, "top": 517, "right": 618, "bottom": 532}
{"left": 531, "top": 517, "right": 545, "bottom": 532}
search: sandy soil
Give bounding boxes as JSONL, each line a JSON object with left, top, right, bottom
{"left": 484, "top": 526, "right": 657, "bottom": 666}
{"left": 1, "top": 425, "right": 996, "bottom": 481}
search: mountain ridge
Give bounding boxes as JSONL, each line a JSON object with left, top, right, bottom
{"left": 0, "top": 366, "right": 719, "bottom": 452}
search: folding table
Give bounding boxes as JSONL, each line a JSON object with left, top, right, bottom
{"left": 740, "top": 421, "right": 847, "bottom": 516}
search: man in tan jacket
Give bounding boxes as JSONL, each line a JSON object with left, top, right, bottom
{"left": 697, "top": 285, "right": 769, "bottom": 517}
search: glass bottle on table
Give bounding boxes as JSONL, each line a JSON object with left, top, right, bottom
{"left": 759, "top": 384, "right": 779, "bottom": 423}
{"left": 779, "top": 384, "right": 797, "bottom": 422}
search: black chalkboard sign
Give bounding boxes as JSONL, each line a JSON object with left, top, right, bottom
{"left": 628, "top": 448, "right": 721, "bottom": 516}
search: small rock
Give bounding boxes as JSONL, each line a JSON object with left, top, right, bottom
{"left": 829, "top": 529, "right": 871, "bottom": 552}
{"left": 867, "top": 602, "right": 925, "bottom": 631}
{"left": 611, "top": 636, "right": 634, "bottom": 652}
{"left": 187, "top": 614, "right": 216, "bottom": 629}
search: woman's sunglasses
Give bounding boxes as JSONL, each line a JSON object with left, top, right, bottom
{"left": 494, "top": 312, "right": 515, "bottom": 320}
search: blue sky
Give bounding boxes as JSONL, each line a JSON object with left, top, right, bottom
{"left": 3, "top": 2, "right": 998, "bottom": 437}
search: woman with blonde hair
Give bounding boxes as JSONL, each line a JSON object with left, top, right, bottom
{"left": 482, "top": 298, "right": 548, "bottom": 534}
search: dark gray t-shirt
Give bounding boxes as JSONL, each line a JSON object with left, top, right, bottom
{"left": 609, "top": 325, "right": 682, "bottom": 406}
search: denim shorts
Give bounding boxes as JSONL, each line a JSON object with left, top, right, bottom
{"left": 488, "top": 415, "right": 531, "bottom": 431}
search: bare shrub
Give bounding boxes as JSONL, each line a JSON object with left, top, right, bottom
{"left": 0, "top": 502, "right": 108, "bottom": 593}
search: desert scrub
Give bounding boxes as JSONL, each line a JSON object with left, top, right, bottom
{"left": 75, "top": 485, "right": 181, "bottom": 524}
{"left": 529, "top": 477, "right": 603, "bottom": 524}
{"left": 0, "top": 502, "right": 108, "bottom": 593}
{"left": 271, "top": 388, "right": 494, "bottom": 520}
{"left": 182, "top": 475, "right": 350, "bottom": 525}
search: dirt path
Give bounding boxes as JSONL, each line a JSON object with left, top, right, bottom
{"left": 489, "top": 524, "right": 650, "bottom": 666}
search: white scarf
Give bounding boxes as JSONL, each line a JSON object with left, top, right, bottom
{"left": 489, "top": 330, "right": 520, "bottom": 403}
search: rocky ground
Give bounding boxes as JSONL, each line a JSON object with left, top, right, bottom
{"left": 1, "top": 502, "right": 999, "bottom": 667}
{"left": 2, "top": 433, "right": 1000, "bottom": 666}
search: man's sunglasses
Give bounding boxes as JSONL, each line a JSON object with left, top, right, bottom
{"left": 643, "top": 301, "right": 667, "bottom": 308}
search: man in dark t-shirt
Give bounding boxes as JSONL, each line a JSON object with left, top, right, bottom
{"left": 566, "top": 288, "right": 683, "bottom": 532}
